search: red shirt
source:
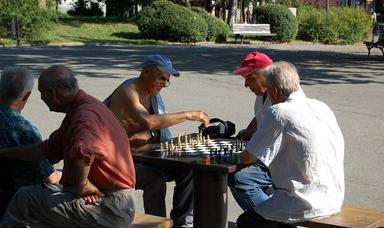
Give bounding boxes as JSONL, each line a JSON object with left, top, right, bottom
{"left": 42, "top": 90, "right": 135, "bottom": 189}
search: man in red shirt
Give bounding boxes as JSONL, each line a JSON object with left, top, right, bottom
{"left": 0, "top": 65, "right": 136, "bottom": 228}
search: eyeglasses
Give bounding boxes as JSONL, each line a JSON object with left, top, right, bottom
{"left": 154, "top": 75, "right": 171, "bottom": 88}
{"left": 163, "top": 80, "right": 171, "bottom": 87}
{"left": 148, "top": 71, "right": 171, "bottom": 88}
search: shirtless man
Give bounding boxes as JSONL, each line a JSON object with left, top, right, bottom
{"left": 104, "top": 54, "right": 209, "bottom": 227}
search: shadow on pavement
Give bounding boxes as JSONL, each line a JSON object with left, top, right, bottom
{"left": 0, "top": 44, "right": 383, "bottom": 85}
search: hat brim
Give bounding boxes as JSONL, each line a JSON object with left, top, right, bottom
{"left": 233, "top": 66, "right": 255, "bottom": 76}
{"left": 159, "top": 66, "right": 180, "bottom": 77}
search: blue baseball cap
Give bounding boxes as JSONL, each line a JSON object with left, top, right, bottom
{"left": 142, "top": 54, "right": 180, "bottom": 77}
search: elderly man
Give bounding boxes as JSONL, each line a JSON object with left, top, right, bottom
{"left": 229, "top": 51, "right": 275, "bottom": 211}
{"left": 104, "top": 54, "right": 209, "bottom": 227}
{"left": 0, "top": 65, "right": 136, "bottom": 228}
{"left": 0, "top": 67, "right": 61, "bottom": 217}
{"left": 236, "top": 61, "right": 344, "bottom": 228}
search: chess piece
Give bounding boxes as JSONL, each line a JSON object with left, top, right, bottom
{"left": 170, "top": 139, "right": 174, "bottom": 149}
{"left": 184, "top": 134, "right": 188, "bottom": 147}
{"left": 165, "top": 141, "right": 169, "bottom": 150}
{"left": 178, "top": 134, "right": 182, "bottom": 147}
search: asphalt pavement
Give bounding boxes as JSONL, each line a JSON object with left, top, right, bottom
{"left": 1, "top": 42, "right": 383, "bottom": 224}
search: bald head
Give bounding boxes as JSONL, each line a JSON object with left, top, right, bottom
{"left": 39, "top": 65, "right": 78, "bottom": 91}
{"left": 38, "top": 65, "right": 79, "bottom": 113}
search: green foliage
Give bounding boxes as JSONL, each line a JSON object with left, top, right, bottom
{"left": 137, "top": 1, "right": 208, "bottom": 43}
{"left": 0, "top": 0, "right": 57, "bottom": 40}
{"left": 68, "top": 0, "right": 104, "bottom": 17}
{"left": 191, "top": 7, "right": 231, "bottom": 42}
{"left": 297, "top": 6, "right": 372, "bottom": 44}
{"left": 254, "top": 4, "right": 298, "bottom": 42}
{"left": 275, "top": 0, "right": 302, "bottom": 8}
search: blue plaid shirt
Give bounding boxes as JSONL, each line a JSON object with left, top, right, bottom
{"left": 0, "top": 104, "right": 54, "bottom": 190}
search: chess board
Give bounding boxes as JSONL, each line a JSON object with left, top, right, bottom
{"left": 154, "top": 133, "right": 248, "bottom": 158}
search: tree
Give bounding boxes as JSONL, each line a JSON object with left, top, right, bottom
{"left": 227, "top": 0, "right": 237, "bottom": 27}
{"left": 105, "top": 0, "right": 137, "bottom": 18}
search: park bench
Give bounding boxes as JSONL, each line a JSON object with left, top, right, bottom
{"left": 129, "top": 212, "right": 173, "bottom": 228}
{"left": 232, "top": 23, "right": 276, "bottom": 44}
{"left": 364, "top": 27, "right": 384, "bottom": 56}
{"left": 296, "top": 205, "right": 384, "bottom": 227}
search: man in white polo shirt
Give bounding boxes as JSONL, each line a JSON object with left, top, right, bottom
{"left": 236, "top": 61, "right": 344, "bottom": 227}
{"left": 230, "top": 51, "right": 275, "bottom": 211}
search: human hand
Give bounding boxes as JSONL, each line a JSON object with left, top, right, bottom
{"left": 45, "top": 170, "right": 62, "bottom": 184}
{"left": 187, "top": 111, "right": 209, "bottom": 127}
{"left": 236, "top": 129, "right": 250, "bottom": 140}
{"left": 77, "top": 180, "right": 103, "bottom": 204}
{"left": 240, "top": 151, "right": 257, "bottom": 164}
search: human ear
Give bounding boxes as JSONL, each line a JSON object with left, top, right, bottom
{"left": 22, "top": 91, "right": 31, "bottom": 102}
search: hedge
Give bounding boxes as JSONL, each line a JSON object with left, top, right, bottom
{"left": 297, "top": 6, "right": 372, "bottom": 44}
{"left": 0, "top": 0, "right": 57, "bottom": 40}
{"left": 191, "top": 7, "right": 231, "bottom": 42}
{"left": 136, "top": 1, "right": 208, "bottom": 43}
{"left": 254, "top": 4, "right": 298, "bottom": 42}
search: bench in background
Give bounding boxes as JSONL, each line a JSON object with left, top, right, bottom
{"left": 364, "top": 31, "right": 384, "bottom": 56}
{"left": 364, "top": 24, "right": 384, "bottom": 56}
{"left": 297, "top": 205, "right": 384, "bottom": 228}
{"left": 232, "top": 23, "right": 276, "bottom": 44}
{"left": 129, "top": 212, "right": 173, "bottom": 228}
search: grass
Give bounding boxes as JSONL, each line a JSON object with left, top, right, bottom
{"left": 1, "top": 16, "right": 166, "bottom": 46}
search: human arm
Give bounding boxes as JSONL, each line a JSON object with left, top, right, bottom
{"left": 45, "top": 170, "right": 62, "bottom": 184}
{"left": 73, "top": 158, "right": 102, "bottom": 203}
{"left": 241, "top": 108, "right": 283, "bottom": 166}
{"left": 142, "top": 111, "right": 209, "bottom": 130}
{"left": 0, "top": 143, "right": 46, "bottom": 161}
{"left": 240, "top": 150, "right": 258, "bottom": 164}
{"left": 237, "top": 117, "right": 257, "bottom": 140}
{"left": 110, "top": 86, "right": 209, "bottom": 135}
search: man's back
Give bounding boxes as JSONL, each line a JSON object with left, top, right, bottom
{"left": 0, "top": 104, "right": 54, "bottom": 189}
{"left": 270, "top": 90, "right": 344, "bottom": 187}
{"left": 43, "top": 90, "right": 135, "bottom": 189}
{"left": 0, "top": 104, "right": 54, "bottom": 216}
{"left": 254, "top": 90, "right": 344, "bottom": 222}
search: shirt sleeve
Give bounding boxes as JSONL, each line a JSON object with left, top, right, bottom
{"left": 245, "top": 107, "right": 284, "bottom": 167}
{"left": 67, "top": 119, "right": 100, "bottom": 165}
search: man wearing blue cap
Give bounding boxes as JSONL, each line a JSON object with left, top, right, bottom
{"left": 104, "top": 54, "right": 209, "bottom": 227}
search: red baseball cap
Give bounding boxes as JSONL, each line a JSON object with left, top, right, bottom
{"left": 233, "top": 51, "right": 273, "bottom": 76}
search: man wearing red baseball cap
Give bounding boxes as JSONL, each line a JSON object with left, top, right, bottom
{"left": 233, "top": 51, "right": 273, "bottom": 76}
{"left": 229, "top": 51, "right": 275, "bottom": 213}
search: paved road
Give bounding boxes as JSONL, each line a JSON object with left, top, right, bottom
{"left": 1, "top": 43, "right": 383, "bottom": 224}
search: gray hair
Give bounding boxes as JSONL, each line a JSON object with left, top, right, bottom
{"left": 0, "top": 66, "right": 34, "bottom": 102}
{"left": 266, "top": 61, "right": 300, "bottom": 95}
{"left": 254, "top": 65, "right": 271, "bottom": 76}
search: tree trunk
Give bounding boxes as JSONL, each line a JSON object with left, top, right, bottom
{"left": 241, "top": 0, "right": 245, "bottom": 23}
{"left": 185, "top": 0, "right": 191, "bottom": 7}
{"left": 227, "top": 0, "right": 238, "bottom": 27}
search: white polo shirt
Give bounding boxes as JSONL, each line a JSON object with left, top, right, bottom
{"left": 254, "top": 95, "right": 271, "bottom": 124}
{"left": 246, "top": 90, "right": 345, "bottom": 223}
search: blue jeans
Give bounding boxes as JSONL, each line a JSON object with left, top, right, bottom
{"left": 229, "top": 162, "right": 273, "bottom": 211}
